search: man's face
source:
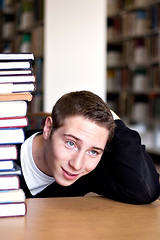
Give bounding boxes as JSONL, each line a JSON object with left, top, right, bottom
{"left": 43, "top": 116, "right": 109, "bottom": 186}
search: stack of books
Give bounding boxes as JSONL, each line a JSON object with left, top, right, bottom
{"left": 0, "top": 53, "right": 35, "bottom": 218}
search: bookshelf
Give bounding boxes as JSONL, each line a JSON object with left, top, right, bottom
{"left": 26, "top": 111, "right": 49, "bottom": 130}
{"left": 107, "top": 0, "right": 160, "bottom": 155}
{"left": 0, "top": 0, "right": 44, "bottom": 114}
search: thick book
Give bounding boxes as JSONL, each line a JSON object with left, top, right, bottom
{"left": 0, "top": 53, "right": 34, "bottom": 60}
{"left": 0, "top": 202, "right": 27, "bottom": 218}
{"left": 0, "top": 189, "right": 25, "bottom": 203}
{"left": 0, "top": 92, "right": 32, "bottom": 101}
{"left": 0, "top": 160, "right": 14, "bottom": 171}
{"left": 0, "top": 75, "right": 35, "bottom": 83}
{"left": 0, "top": 101, "right": 27, "bottom": 118}
{"left": 0, "top": 145, "right": 17, "bottom": 160}
{"left": 0, "top": 61, "right": 32, "bottom": 70}
{"left": 0, "top": 116, "right": 28, "bottom": 128}
{"left": 0, "top": 175, "right": 20, "bottom": 190}
{"left": 0, "top": 83, "right": 35, "bottom": 93}
{"left": 0, "top": 128, "right": 25, "bottom": 144}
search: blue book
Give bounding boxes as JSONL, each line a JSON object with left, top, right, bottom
{"left": 0, "top": 160, "right": 14, "bottom": 171}
{"left": 0, "top": 128, "right": 25, "bottom": 144}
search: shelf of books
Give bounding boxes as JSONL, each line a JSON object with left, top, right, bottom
{"left": 107, "top": 0, "right": 160, "bottom": 155}
{"left": 0, "top": 0, "right": 44, "bottom": 118}
{"left": 0, "top": 53, "right": 35, "bottom": 217}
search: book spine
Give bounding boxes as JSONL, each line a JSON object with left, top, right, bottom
{"left": 0, "top": 202, "right": 27, "bottom": 218}
{"left": 0, "top": 175, "right": 20, "bottom": 190}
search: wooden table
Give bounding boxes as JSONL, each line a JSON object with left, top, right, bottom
{"left": 0, "top": 196, "right": 160, "bottom": 240}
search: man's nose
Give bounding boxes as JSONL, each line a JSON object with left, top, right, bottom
{"left": 69, "top": 152, "right": 85, "bottom": 171}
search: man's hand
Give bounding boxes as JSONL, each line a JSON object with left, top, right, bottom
{"left": 110, "top": 110, "right": 120, "bottom": 120}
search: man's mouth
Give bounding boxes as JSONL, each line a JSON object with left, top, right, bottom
{"left": 62, "top": 168, "right": 79, "bottom": 180}
{"left": 66, "top": 171, "right": 75, "bottom": 176}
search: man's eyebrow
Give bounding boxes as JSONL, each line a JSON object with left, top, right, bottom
{"left": 63, "top": 134, "right": 82, "bottom": 142}
{"left": 92, "top": 146, "right": 104, "bottom": 152}
{"left": 63, "top": 134, "right": 104, "bottom": 152}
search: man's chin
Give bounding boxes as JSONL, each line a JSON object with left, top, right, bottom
{"left": 55, "top": 177, "right": 78, "bottom": 187}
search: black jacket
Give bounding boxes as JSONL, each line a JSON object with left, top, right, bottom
{"left": 16, "top": 120, "right": 160, "bottom": 204}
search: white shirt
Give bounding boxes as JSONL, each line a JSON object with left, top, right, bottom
{"left": 20, "top": 132, "right": 55, "bottom": 196}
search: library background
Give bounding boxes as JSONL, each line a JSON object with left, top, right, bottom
{"left": 0, "top": 0, "right": 160, "bottom": 163}
{"left": 0, "top": 0, "right": 44, "bottom": 129}
{"left": 107, "top": 0, "right": 160, "bottom": 164}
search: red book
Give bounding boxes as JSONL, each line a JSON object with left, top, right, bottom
{"left": 0, "top": 116, "right": 28, "bottom": 128}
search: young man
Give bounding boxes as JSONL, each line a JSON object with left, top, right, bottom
{"left": 17, "top": 90, "right": 160, "bottom": 204}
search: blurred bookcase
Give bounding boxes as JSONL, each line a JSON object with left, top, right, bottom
{"left": 107, "top": 0, "right": 160, "bottom": 155}
{"left": 0, "top": 0, "right": 44, "bottom": 129}
{"left": 0, "top": 0, "right": 44, "bottom": 112}
{"left": 25, "top": 112, "right": 49, "bottom": 130}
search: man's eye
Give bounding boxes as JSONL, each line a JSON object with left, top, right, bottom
{"left": 66, "top": 141, "right": 75, "bottom": 148}
{"left": 88, "top": 150, "right": 98, "bottom": 156}
{"left": 91, "top": 150, "right": 98, "bottom": 155}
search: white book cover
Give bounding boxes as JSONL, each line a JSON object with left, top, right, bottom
{"left": 0, "top": 101, "right": 27, "bottom": 118}
{"left": 0, "top": 128, "right": 25, "bottom": 144}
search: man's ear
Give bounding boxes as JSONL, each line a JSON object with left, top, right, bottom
{"left": 43, "top": 116, "right": 53, "bottom": 140}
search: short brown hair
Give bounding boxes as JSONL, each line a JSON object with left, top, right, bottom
{"left": 51, "top": 90, "right": 115, "bottom": 143}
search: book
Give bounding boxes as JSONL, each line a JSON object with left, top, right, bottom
{"left": 0, "top": 175, "right": 20, "bottom": 190}
{"left": 0, "top": 75, "right": 35, "bottom": 83}
{"left": 0, "top": 145, "right": 17, "bottom": 160}
{"left": 0, "top": 101, "right": 27, "bottom": 118}
{"left": 0, "top": 83, "right": 35, "bottom": 93}
{"left": 0, "top": 53, "right": 34, "bottom": 60}
{"left": 0, "top": 61, "right": 32, "bottom": 70}
{"left": 0, "top": 160, "right": 14, "bottom": 171}
{"left": 0, "top": 128, "right": 25, "bottom": 144}
{"left": 0, "top": 116, "right": 28, "bottom": 128}
{"left": 0, "top": 189, "right": 25, "bottom": 203}
{"left": 0, "top": 92, "right": 32, "bottom": 101}
{"left": 0, "top": 69, "right": 32, "bottom": 76}
{"left": 0, "top": 53, "right": 35, "bottom": 219}
{"left": 0, "top": 202, "right": 26, "bottom": 217}
{"left": 0, "top": 163, "right": 21, "bottom": 176}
